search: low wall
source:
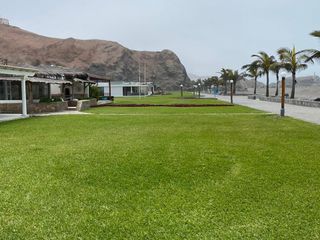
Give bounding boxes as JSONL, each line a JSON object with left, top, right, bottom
{"left": 0, "top": 103, "right": 21, "bottom": 114}
{"left": 29, "top": 102, "right": 68, "bottom": 113}
{"left": 76, "top": 99, "right": 97, "bottom": 111}
{"left": 248, "top": 95, "right": 320, "bottom": 108}
{"left": 0, "top": 102, "right": 68, "bottom": 114}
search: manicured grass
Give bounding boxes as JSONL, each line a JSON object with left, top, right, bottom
{"left": 113, "top": 92, "right": 227, "bottom": 105}
{"left": 0, "top": 97, "right": 320, "bottom": 239}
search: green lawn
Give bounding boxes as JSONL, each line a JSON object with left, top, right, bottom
{"left": 0, "top": 98, "right": 320, "bottom": 239}
{"left": 112, "top": 92, "right": 228, "bottom": 105}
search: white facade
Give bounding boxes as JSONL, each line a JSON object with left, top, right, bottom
{"left": 0, "top": 18, "right": 9, "bottom": 25}
{"left": 51, "top": 82, "right": 90, "bottom": 99}
{"left": 98, "top": 81, "right": 154, "bottom": 97}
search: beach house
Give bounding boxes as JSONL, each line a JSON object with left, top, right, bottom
{"left": 0, "top": 64, "right": 96, "bottom": 115}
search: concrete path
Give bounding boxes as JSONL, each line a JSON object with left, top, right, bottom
{"left": 214, "top": 95, "right": 320, "bottom": 125}
{"left": 0, "top": 114, "right": 26, "bottom": 123}
{"left": 31, "top": 111, "right": 90, "bottom": 117}
{"left": 0, "top": 111, "right": 90, "bottom": 124}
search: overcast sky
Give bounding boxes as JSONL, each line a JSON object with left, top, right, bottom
{"left": 2, "top": 0, "right": 320, "bottom": 80}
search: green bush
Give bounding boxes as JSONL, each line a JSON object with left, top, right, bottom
{"left": 90, "top": 86, "right": 100, "bottom": 100}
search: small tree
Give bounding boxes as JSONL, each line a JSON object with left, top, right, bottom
{"left": 219, "top": 68, "right": 232, "bottom": 95}
{"left": 90, "top": 85, "right": 100, "bottom": 100}
{"left": 278, "top": 47, "right": 308, "bottom": 99}
{"left": 242, "top": 61, "right": 262, "bottom": 95}
{"left": 270, "top": 62, "right": 282, "bottom": 96}
{"left": 251, "top": 51, "right": 276, "bottom": 97}
{"left": 228, "top": 70, "right": 245, "bottom": 94}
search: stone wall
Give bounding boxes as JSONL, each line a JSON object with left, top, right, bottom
{"left": 248, "top": 95, "right": 320, "bottom": 108}
{"left": 29, "top": 102, "right": 68, "bottom": 113}
{"left": 0, "top": 102, "right": 68, "bottom": 114}
{"left": 0, "top": 103, "right": 21, "bottom": 113}
{"left": 76, "top": 99, "right": 97, "bottom": 111}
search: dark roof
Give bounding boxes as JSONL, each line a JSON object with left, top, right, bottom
{"left": 87, "top": 73, "right": 111, "bottom": 82}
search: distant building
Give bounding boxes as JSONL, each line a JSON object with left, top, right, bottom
{"left": 98, "top": 81, "right": 154, "bottom": 97}
{"left": 0, "top": 64, "right": 97, "bottom": 115}
{"left": 0, "top": 18, "right": 9, "bottom": 25}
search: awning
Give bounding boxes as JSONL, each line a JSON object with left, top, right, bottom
{"left": 28, "top": 77, "right": 71, "bottom": 84}
{"left": 73, "top": 78, "right": 96, "bottom": 84}
{"left": 0, "top": 76, "right": 71, "bottom": 84}
{"left": 0, "top": 76, "right": 23, "bottom": 81}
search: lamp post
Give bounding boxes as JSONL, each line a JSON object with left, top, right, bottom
{"left": 230, "top": 80, "right": 234, "bottom": 104}
{"left": 280, "top": 72, "right": 286, "bottom": 117}
{"left": 180, "top": 84, "right": 183, "bottom": 98}
{"left": 198, "top": 83, "right": 201, "bottom": 98}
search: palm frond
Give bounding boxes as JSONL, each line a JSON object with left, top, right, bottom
{"left": 311, "top": 31, "right": 320, "bottom": 38}
{"left": 303, "top": 49, "right": 320, "bottom": 62}
{"left": 297, "top": 64, "right": 308, "bottom": 71}
{"left": 251, "top": 54, "right": 263, "bottom": 61}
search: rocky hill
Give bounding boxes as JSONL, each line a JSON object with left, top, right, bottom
{"left": 188, "top": 73, "right": 211, "bottom": 81}
{"left": 270, "top": 75, "right": 320, "bottom": 88}
{"left": 0, "top": 23, "right": 190, "bottom": 89}
{"left": 238, "top": 79, "right": 265, "bottom": 90}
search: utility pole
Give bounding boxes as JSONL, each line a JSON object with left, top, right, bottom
{"left": 138, "top": 61, "right": 141, "bottom": 99}
{"left": 230, "top": 80, "right": 234, "bottom": 104}
{"left": 144, "top": 62, "right": 147, "bottom": 84}
{"left": 144, "top": 62, "right": 147, "bottom": 97}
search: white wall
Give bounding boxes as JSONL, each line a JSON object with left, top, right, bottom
{"left": 112, "top": 86, "right": 123, "bottom": 97}
{"left": 51, "top": 84, "right": 61, "bottom": 95}
{"left": 98, "top": 81, "right": 154, "bottom": 97}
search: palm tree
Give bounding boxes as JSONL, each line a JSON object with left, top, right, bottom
{"left": 270, "top": 62, "right": 282, "bottom": 96}
{"left": 278, "top": 47, "right": 308, "bottom": 99}
{"left": 203, "top": 76, "right": 218, "bottom": 92}
{"left": 228, "top": 70, "right": 245, "bottom": 94}
{"left": 219, "top": 68, "right": 232, "bottom": 95}
{"left": 251, "top": 52, "right": 276, "bottom": 97}
{"left": 242, "top": 61, "right": 262, "bottom": 96}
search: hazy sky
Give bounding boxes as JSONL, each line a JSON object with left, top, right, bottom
{"left": 2, "top": 0, "right": 320, "bottom": 80}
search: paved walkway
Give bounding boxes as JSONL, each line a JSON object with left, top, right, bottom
{"left": 31, "top": 111, "right": 90, "bottom": 117}
{"left": 213, "top": 95, "right": 320, "bottom": 125}
{"left": 0, "top": 114, "right": 26, "bottom": 123}
{"left": 0, "top": 111, "right": 89, "bottom": 123}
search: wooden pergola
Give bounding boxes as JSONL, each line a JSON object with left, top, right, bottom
{"left": 0, "top": 64, "right": 38, "bottom": 116}
{"left": 87, "top": 73, "right": 112, "bottom": 98}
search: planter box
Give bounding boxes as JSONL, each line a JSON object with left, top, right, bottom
{"left": 76, "top": 99, "right": 97, "bottom": 111}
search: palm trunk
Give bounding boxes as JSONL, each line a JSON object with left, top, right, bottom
{"left": 266, "top": 71, "right": 269, "bottom": 97}
{"left": 275, "top": 73, "right": 279, "bottom": 96}
{"left": 224, "top": 79, "right": 227, "bottom": 95}
{"left": 233, "top": 81, "right": 236, "bottom": 95}
{"left": 254, "top": 76, "right": 257, "bottom": 95}
{"left": 290, "top": 72, "right": 296, "bottom": 99}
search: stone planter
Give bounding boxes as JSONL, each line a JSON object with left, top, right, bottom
{"left": 76, "top": 99, "right": 97, "bottom": 111}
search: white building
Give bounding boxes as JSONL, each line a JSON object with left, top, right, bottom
{"left": 98, "top": 81, "right": 154, "bottom": 97}
{"left": 0, "top": 18, "right": 9, "bottom": 25}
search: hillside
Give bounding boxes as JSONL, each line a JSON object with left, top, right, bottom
{"left": 270, "top": 75, "right": 320, "bottom": 88}
{"left": 0, "top": 23, "right": 190, "bottom": 89}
